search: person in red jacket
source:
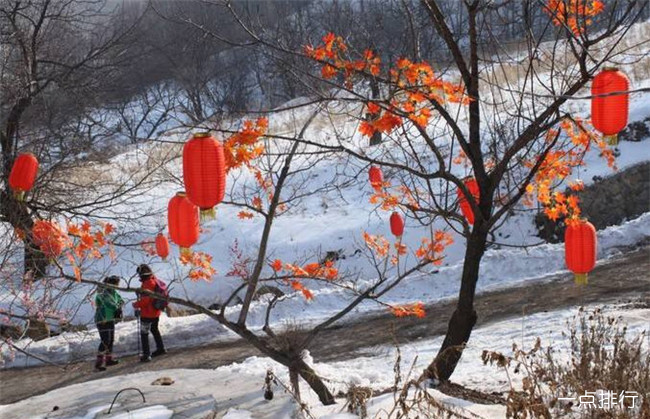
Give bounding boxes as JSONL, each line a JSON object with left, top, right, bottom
{"left": 133, "top": 264, "right": 166, "bottom": 362}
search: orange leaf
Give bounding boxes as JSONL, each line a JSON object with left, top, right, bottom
{"left": 367, "top": 102, "right": 380, "bottom": 114}
{"left": 270, "top": 259, "right": 283, "bottom": 272}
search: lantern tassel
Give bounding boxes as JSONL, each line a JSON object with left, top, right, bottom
{"left": 574, "top": 273, "right": 588, "bottom": 286}
{"left": 180, "top": 247, "right": 193, "bottom": 259}
{"left": 200, "top": 208, "right": 216, "bottom": 221}
{"left": 13, "top": 190, "right": 25, "bottom": 201}
{"left": 604, "top": 134, "right": 618, "bottom": 146}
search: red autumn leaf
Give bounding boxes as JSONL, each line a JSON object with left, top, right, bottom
{"left": 270, "top": 259, "right": 283, "bottom": 272}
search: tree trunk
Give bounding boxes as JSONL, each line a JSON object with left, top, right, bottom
{"left": 289, "top": 365, "right": 301, "bottom": 403}
{"left": 295, "top": 357, "right": 335, "bottom": 405}
{"left": 0, "top": 190, "right": 47, "bottom": 278}
{"left": 367, "top": 77, "right": 382, "bottom": 147}
{"left": 425, "top": 224, "right": 488, "bottom": 381}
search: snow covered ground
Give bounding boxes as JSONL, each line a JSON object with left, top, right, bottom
{"left": 2, "top": 303, "right": 647, "bottom": 418}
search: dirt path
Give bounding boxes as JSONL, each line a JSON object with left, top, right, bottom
{"left": 1, "top": 247, "right": 648, "bottom": 405}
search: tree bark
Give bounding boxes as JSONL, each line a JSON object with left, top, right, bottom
{"left": 0, "top": 189, "right": 47, "bottom": 278}
{"left": 367, "top": 77, "right": 382, "bottom": 147}
{"left": 295, "top": 357, "right": 335, "bottom": 405}
{"left": 289, "top": 364, "right": 301, "bottom": 403}
{"left": 424, "top": 223, "right": 488, "bottom": 381}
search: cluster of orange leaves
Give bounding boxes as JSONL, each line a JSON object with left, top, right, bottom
{"left": 390, "top": 302, "right": 426, "bottom": 318}
{"left": 179, "top": 251, "right": 216, "bottom": 281}
{"left": 362, "top": 232, "right": 391, "bottom": 258}
{"left": 237, "top": 211, "right": 254, "bottom": 220}
{"left": 304, "top": 33, "right": 380, "bottom": 81}
{"left": 364, "top": 174, "right": 453, "bottom": 267}
{"left": 524, "top": 118, "right": 615, "bottom": 226}
{"left": 28, "top": 220, "right": 115, "bottom": 280}
{"left": 368, "top": 182, "right": 420, "bottom": 212}
{"left": 415, "top": 232, "right": 454, "bottom": 264}
{"left": 544, "top": 0, "right": 605, "bottom": 35}
{"left": 362, "top": 230, "right": 453, "bottom": 266}
{"left": 304, "top": 33, "right": 469, "bottom": 138}
{"left": 223, "top": 118, "right": 267, "bottom": 173}
{"left": 271, "top": 259, "right": 339, "bottom": 280}
{"left": 32, "top": 220, "right": 69, "bottom": 259}
{"left": 269, "top": 259, "right": 339, "bottom": 300}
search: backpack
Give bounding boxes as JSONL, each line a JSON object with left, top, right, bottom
{"left": 152, "top": 279, "right": 169, "bottom": 310}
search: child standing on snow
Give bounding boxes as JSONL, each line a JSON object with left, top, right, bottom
{"left": 94, "top": 275, "right": 124, "bottom": 371}
{"left": 133, "top": 264, "right": 167, "bottom": 362}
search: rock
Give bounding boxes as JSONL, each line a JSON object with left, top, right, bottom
{"left": 151, "top": 376, "right": 175, "bottom": 386}
{"left": 619, "top": 118, "right": 650, "bottom": 142}
{"left": 0, "top": 324, "right": 23, "bottom": 340}
{"left": 25, "top": 319, "right": 50, "bottom": 341}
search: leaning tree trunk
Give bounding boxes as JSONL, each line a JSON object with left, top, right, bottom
{"left": 289, "top": 364, "right": 302, "bottom": 403}
{"left": 294, "top": 357, "right": 335, "bottom": 405}
{"left": 425, "top": 223, "right": 488, "bottom": 381}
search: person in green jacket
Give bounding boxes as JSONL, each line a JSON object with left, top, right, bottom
{"left": 94, "top": 275, "right": 124, "bottom": 371}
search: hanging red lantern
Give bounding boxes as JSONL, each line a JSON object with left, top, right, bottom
{"left": 182, "top": 132, "right": 226, "bottom": 219}
{"left": 155, "top": 233, "right": 170, "bottom": 260}
{"left": 457, "top": 178, "right": 480, "bottom": 225}
{"left": 390, "top": 212, "right": 404, "bottom": 237}
{"left": 368, "top": 165, "right": 383, "bottom": 192}
{"left": 9, "top": 153, "right": 39, "bottom": 201}
{"left": 564, "top": 219, "right": 597, "bottom": 285}
{"left": 168, "top": 192, "right": 200, "bottom": 257}
{"left": 591, "top": 68, "right": 629, "bottom": 146}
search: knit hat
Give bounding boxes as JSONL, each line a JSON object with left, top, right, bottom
{"left": 104, "top": 275, "right": 121, "bottom": 286}
{"left": 136, "top": 264, "right": 153, "bottom": 280}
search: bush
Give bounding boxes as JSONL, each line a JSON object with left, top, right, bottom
{"left": 482, "top": 308, "right": 649, "bottom": 418}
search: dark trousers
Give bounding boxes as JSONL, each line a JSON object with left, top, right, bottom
{"left": 140, "top": 317, "right": 164, "bottom": 356}
{"left": 97, "top": 321, "right": 115, "bottom": 354}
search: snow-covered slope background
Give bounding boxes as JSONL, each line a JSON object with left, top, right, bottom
{"left": 2, "top": 20, "right": 650, "bottom": 369}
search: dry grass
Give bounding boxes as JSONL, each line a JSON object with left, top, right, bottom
{"left": 482, "top": 307, "right": 650, "bottom": 418}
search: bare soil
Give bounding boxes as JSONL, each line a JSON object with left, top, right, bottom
{"left": 1, "top": 247, "right": 648, "bottom": 405}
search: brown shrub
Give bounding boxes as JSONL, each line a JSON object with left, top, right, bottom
{"left": 482, "top": 307, "right": 649, "bottom": 418}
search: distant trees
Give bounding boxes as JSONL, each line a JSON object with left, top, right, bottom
{"left": 0, "top": 0, "right": 180, "bottom": 342}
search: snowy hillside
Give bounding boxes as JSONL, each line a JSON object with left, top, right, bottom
{"left": 2, "top": 20, "right": 650, "bottom": 369}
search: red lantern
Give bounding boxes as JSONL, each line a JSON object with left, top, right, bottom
{"left": 155, "top": 233, "right": 170, "bottom": 260}
{"left": 168, "top": 192, "right": 200, "bottom": 257}
{"left": 183, "top": 133, "right": 226, "bottom": 219}
{"left": 368, "top": 165, "right": 383, "bottom": 192}
{"left": 565, "top": 219, "right": 597, "bottom": 285}
{"left": 591, "top": 68, "right": 629, "bottom": 146}
{"left": 390, "top": 212, "right": 404, "bottom": 237}
{"left": 457, "top": 178, "right": 480, "bottom": 225}
{"left": 9, "top": 153, "right": 39, "bottom": 201}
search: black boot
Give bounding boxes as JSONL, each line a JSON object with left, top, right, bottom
{"left": 140, "top": 332, "right": 151, "bottom": 362}
{"left": 152, "top": 348, "right": 167, "bottom": 357}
